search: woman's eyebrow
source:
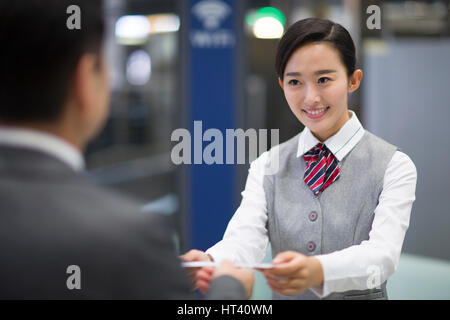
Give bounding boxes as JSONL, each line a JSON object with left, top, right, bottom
{"left": 285, "top": 69, "right": 337, "bottom": 77}
{"left": 285, "top": 71, "right": 301, "bottom": 77}
{"left": 315, "top": 69, "right": 337, "bottom": 75}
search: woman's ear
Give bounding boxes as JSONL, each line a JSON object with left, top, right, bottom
{"left": 348, "top": 69, "right": 363, "bottom": 93}
{"left": 278, "top": 77, "right": 284, "bottom": 90}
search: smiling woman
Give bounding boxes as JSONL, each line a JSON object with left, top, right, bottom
{"left": 280, "top": 42, "right": 362, "bottom": 142}
{"left": 275, "top": 18, "right": 362, "bottom": 142}
{"left": 181, "top": 18, "right": 417, "bottom": 301}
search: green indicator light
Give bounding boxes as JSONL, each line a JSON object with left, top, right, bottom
{"left": 245, "top": 6, "right": 286, "bottom": 39}
{"left": 257, "top": 7, "right": 285, "bottom": 26}
{"left": 245, "top": 7, "right": 286, "bottom": 26}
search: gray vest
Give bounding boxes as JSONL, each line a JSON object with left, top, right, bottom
{"left": 263, "top": 131, "right": 397, "bottom": 300}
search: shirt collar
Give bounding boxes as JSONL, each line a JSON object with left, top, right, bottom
{"left": 297, "top": 110, "right": 365, "bottom": 161}
{"left": 0, "top": 126, "right": 85, "bottom": 171}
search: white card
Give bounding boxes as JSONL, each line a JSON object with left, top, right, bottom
{"left": 181, "top": 261, "right": 217, "bottom": 268}
{"left": 181, "top": 261, "right": 274, "bottom": 270}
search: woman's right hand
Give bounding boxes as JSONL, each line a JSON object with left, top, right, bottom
{"left": 179, "top": 249, "right": 212, "bottom": 291}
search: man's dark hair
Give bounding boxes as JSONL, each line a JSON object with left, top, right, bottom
{"left": 276, "top": 18, "right": 356, "bottom": 80}
{"left": 0, "top": 0, "right": 104, "bottom": 123}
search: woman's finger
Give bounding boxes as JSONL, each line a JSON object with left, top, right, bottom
{"left": 271, "top": 258, "right": 306, "bottom": 277}
{"left": 262, "top": 271, "right": 288, "bottom": 282}
{"left": 267, "top": 277, "right": 305, "bottom": 291}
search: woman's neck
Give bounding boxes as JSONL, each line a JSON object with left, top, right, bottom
{"left": 312, "top": 110, "right": 352, "bottom": 142}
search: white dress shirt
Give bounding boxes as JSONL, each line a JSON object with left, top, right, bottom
{"left": 0, "top": 126, "right": 85, "bottom": 171}
{"left": 206, "top": 110, "right": 417, "bottom": 298}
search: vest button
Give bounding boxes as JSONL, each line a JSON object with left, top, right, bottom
{"left": 307, "top": 241, "right": 316, "bottom": 252}
{"left": 309, "top": 211, "right": 318, "bottom": 222}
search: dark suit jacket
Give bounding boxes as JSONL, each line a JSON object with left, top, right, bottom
{"left": 0, "top": 145, "right": 245, "bottom": 299}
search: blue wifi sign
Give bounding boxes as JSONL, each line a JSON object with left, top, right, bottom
{"left": 187, "top": 0, "right": 238, "bottom": 250}
{"left": 190, "top": 0, "right": 236, "bottom": 48}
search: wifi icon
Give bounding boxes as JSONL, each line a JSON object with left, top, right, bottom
{"left": 192, "top": 0, "right": 231, "bottom": 30}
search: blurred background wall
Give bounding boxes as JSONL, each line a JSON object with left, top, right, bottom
{"left": 84, "top": 0, "right": 450, "bottom": 299}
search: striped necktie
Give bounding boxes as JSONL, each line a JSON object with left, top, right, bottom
{"left": 303, "top": 143, "right": 340, "bottom": 195}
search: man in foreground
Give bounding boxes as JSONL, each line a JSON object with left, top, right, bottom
{"left": 0, "top": 0, "right": 253, "bottom": 299}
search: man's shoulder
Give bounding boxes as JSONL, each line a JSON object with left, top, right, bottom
{"left": 0, "top": 154, "right": 179, "bottom": 299}
{"left": 71, "top": 177, "right": 144, "bottom": 213}
{"left": 52, "top": 177, "right": 169, "bottom": 241}
{"left": 0, "top": 147, "right": 164, "bottom": 243}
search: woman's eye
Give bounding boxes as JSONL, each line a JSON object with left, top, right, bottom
{"left": 288, "top": 79, "right": 300, "bottom": 85}
{"left": 318, "top": 77, "right": 330, "bottom": 84}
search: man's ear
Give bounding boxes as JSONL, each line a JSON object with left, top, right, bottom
{"left": 278, "top": 77, "right": 284, "bottom": 90}
{"left": 348, "top": 69, "right": 363, "bottom": 93}
{"left": 72, "top": 53, "right": 98, "bottom": 114}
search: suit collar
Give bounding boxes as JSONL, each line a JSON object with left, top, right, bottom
{"left": 0, "top": 126, "right": 84, "bottom": 171}
{"left": 297, "top": 110, "right": 365, "bottom": 161}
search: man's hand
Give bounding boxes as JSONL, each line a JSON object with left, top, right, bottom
{"left": 212, "top": 260, "right": 255, "bottom": 299}
{"left": 179, "top": 249, "right": 212, "bottom": 290}
{"left": 261, "top": 251, "right": 324, "bottom": 296}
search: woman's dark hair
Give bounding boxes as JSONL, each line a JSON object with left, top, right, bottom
{"left": 0, "top": 0, "right": 104, "bottom": 123}
{"left": 276, "top": 18, "right": 356, "bottom": 80}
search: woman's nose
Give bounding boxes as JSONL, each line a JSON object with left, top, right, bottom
{"left": 303, "top": 86, "right": 320, "bottom": 106}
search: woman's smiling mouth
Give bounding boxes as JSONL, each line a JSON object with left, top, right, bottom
{"left": 302, "top": 106, "right": 330, "bottom": 119}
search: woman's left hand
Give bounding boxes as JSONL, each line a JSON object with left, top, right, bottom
{"left": 260, "top": 251, "right": 324, "bottom": 296}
